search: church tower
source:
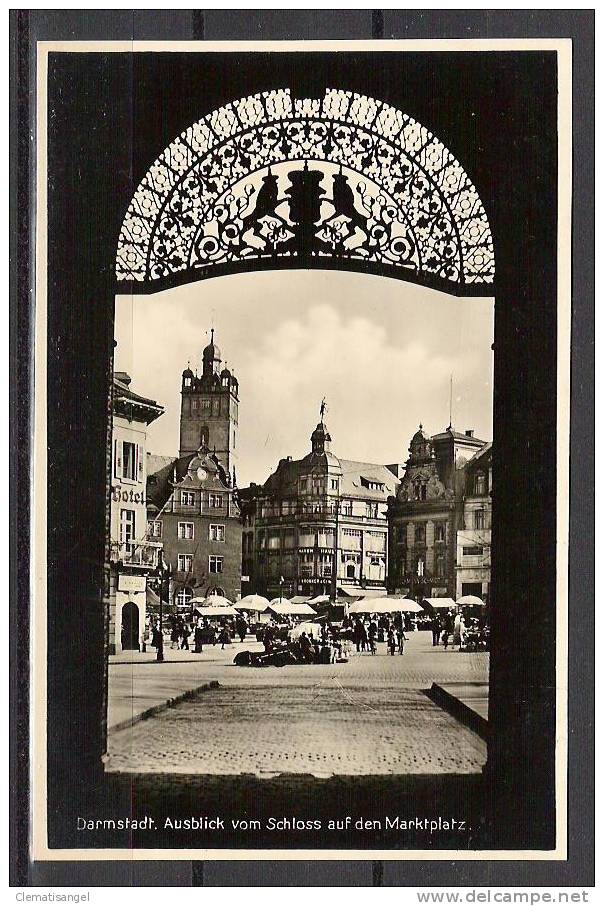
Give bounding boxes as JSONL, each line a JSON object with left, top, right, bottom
{"left": 179, "top": 330, "right": 239, "bottom": 476}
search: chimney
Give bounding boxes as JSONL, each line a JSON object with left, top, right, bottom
{"left": 465, "top": 429, "right": 474, "bottom": 437}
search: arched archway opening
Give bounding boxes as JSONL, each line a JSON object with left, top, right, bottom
{"left": 120, "top": 601, "right": 140, "bottom": 651}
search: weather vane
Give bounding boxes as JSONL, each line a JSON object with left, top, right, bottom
{"left": 320, "top": 397, "right": 327, "bottom": 421}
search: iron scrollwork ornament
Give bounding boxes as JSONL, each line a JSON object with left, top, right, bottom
{"left": 117, "top": 89, "right": 494, "bottom": 288}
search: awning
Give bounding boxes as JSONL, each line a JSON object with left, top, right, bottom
{"left": 337, "top": 584, "right": 387, "bottom": 599}
{"left": 307, "top": 594, "right": 330, "bottom": 606}
{"left": 289, "top": 621, "right": 322, "bottom": 639}
{"left": 423, "top": 597, "right": 456, "bottom": 609}
{"left": 290, "top": 595, "right": 310, "bottom": 604}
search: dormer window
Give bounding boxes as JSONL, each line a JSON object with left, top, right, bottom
{"left": 475, "top": 473, "right": 486, "bottom": 495}
{"left": 360, "top": 477, "right": 385, "bottom": 492}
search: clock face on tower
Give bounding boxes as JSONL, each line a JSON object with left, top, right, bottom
{"left": 196, "top": 467, "right": 207, "bottom": 481}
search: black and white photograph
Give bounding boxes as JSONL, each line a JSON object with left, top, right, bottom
{"left": 11, "top": 11, "right": 594, "bottom": 887}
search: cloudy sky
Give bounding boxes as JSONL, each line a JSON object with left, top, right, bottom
{"left": 115, "top": 270, "right": 493, "bottom": 486}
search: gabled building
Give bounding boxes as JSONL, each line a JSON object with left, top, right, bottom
{"left": 456, "top": 442, "right": 492, "bottom": 601}
{"left": 146, "top": 446, "right": 242, "bottom": 606}
{"left": 387, "top": 424, "right": 487, "bottom": 599}
{"left": 109, "top": 372, "right": 164, "bottom": 653}
{"left": 239, "top": 419, "right": 400, "bottom": 599}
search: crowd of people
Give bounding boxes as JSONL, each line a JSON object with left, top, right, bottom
{"left": 146, "top": 611, "right": 251, "bottom": 654}
{"left": 144, "top": 605, "right": 489, "bottom": 660}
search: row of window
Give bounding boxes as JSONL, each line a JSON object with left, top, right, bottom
{"left": 177, "top": 554, "right": 224, "bottom": 574}
{"left": 396, "top": 522, "right": 447, "bottom": 544}
{"left": 177, "top": 491, "right": 225, "bottom": 508}
{"left": 256, "top": 499, "right": 380, "bottom": 518}
{"left": 147, "top": 520, "right": 226, "bottom": 542}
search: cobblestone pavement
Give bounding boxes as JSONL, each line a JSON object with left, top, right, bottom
{"left": 106, "top": 631, "right": 488, "bottom": 776}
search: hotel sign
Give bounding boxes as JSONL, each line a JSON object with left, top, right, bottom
{"left": 112, "top": 485, "right": 145, "bottom": 504}
{"left": 118, "top": 574, "right": 146, "bottom": 593}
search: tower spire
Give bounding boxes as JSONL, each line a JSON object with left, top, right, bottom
{"left": 448, "top": 374, "right": 453, "bottom": 430}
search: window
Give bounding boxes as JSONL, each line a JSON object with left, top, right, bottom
{"left": 122, "top": 442, "right": 137, "bottom": 481}
{"left": 434, "top": 522, "right": 446, "bottom": 543}
{"left": 210, "top": 586, "right": 225, "bottom": 597}
{"left": 192, "top": 399, "right": 198, "bottom": 410}
{"left": 268, "top": 533, "right": 280, "bottom": 550}
{"left": 181, "top": 491, "right": 195, "bottom": 506}
{"left": 340, "top": 500, "right": 352, "bottom": 516}
{"left": 209, "top": 555, "right": 224, "bottom": 574}
{"left": 415, "top": 524, "right": 425, "bottom": 543}
{"left": 178, "top": 522, "right": 194, "bottom": 540}
{"left": 178, "top": 554, "right": 193, "bottom": 573}
{"left": 147, "top": 520, "right": 162, "bottom": 539}
{"left": 209, "top": 524, "right": 225, "bottom": 542}
{"left": 119, "top": 509, "right": 135, "bottom": 546}
{"left": 346, "top": 563, "right": 356, "bottom": 579}
{"left": 366, "top": 502, "right": 378, "bottom": 518}
{"left": 330, "top": 478, "right": 339, "bottom": 490}
{"left": 474, "top": 510, "right": 485, "bottom": 530}
{"left": 114, "top": 440, "right": 140, "bottom": 481}
{"left": 201, "top": 399, "right": 211, "bottom": 411}
{"left": 463, "top": 545, "right": 484, "bottom": 557}
{"left": 299, "top": 478, "right": 308, "bottom": 492}
{"left": 370, "top": 555, "right": 384, "bottom": 566}
{"left": 474, "top": 473, "right": 486, "bottom": 495}
{"left": 209, "top": 493, "right": 223, "bottom": 508}
{"left": 175, "top": 587, "right": 192, "bottom": 607}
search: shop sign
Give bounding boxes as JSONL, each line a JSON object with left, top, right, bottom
{"left": 118, "top": 574, "right": 146, "bottom": 593}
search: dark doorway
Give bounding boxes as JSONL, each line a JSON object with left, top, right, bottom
{"left": 120, "top": 601, "right": 140, "bottom": 651}
{"left": 462, "top": 582, "right": 483, "bottom": 597}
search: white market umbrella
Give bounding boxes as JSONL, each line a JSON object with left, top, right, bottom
{"left": 456, "top": 595, "right": 485, "bottom": 607}
{"left": 348, "top": 597, "right": 423, "bottom": 615}
{"left": 269, "top": 601, "right": 317, "bottom": 617}
{"left": 202, "top": 594, "right": 235, "bottom": 608}
{"left": 198, "top": 604, "right": 239, "bottom": 617}
{"left": 235, "top": 594, "right": 270, "bottom": 613}
{"left": 289, "top": 621, "right": 322, "bottom": 640}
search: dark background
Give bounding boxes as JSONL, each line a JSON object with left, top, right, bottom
{"left": 11, "top": 9, "right": 593, "bottom": 888}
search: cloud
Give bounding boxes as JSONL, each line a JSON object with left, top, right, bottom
{"left": 115, "top": 270, "right": 493, "bottom": 485}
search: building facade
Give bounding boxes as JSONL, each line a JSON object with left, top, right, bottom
{"left": 146, "top": 446, "right": 242, "bottom": 606}
{"left": 179, "top": 329, "right": 239, "bottom": 478}
{"left": 456, "top": 442, "right": 492, "bottom": 601}
{"left": 387, "top": 425, "right": 487, "bottom": 599}
{"left": 109, "top": 372, "right": 164, "bottom": 653}
{"left": 240, "top": 420, "right": 400, "bottom": 599}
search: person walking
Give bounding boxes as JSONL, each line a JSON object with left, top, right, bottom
{"left": 387, "top": 626, "right": 397, "bottom": 656}
{"left": 219, "top": 624, "right": 231, "bottom": 650}
{"left": 397, "top": 625, "right": 408, "bottom": 655}
{"left": 431, "top": 614, "right": 441, "bottom": 646}
{"left": 180, "top": 620, "right": 190, "bottom": 650}
{"left": 194, "top": 618, "right": 204, "bottom": 654}
{"left": 368, "top": 620, "right": 377, "bottom": 655}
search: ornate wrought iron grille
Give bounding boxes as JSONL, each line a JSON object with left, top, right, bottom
{"left": 116, "top": 89, "right": 494, "bottom": 288}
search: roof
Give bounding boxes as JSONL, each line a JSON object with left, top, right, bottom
{"left": 259, "top": 454, "right": 399, "bottom": 501}
{"left": 431, "top": 427, "right": 487, "bottom": 445}
{"left": 464, "top": 441, "right": 492, "bottom": 467}
{"left": 113, "top": 374, "right": 164, "bottom": 425}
